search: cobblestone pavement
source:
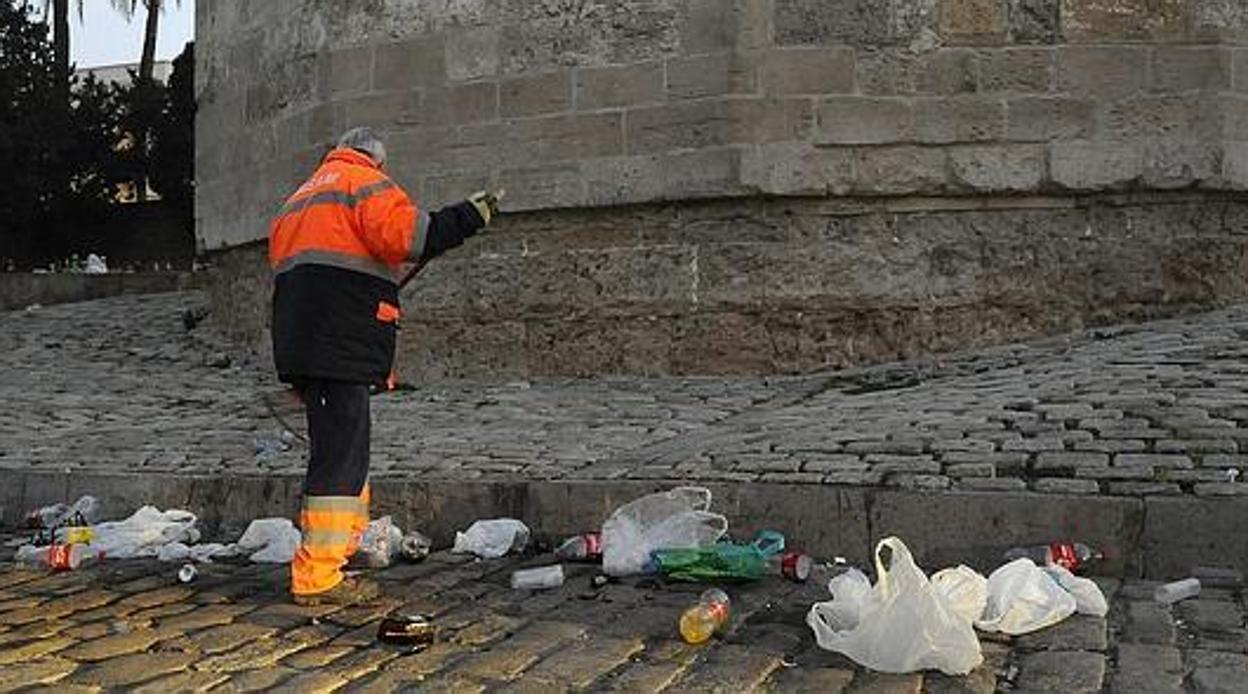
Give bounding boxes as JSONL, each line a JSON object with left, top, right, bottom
{"left": 6, "top": 291, "right": 1248, "bottom": 499}
{"left": 8, "top": 533, "right": 1239, "bottom": 693}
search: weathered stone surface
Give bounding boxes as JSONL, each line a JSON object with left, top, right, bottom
{"left": 1015, "top": 650, "right": 1105, "bottom": 692}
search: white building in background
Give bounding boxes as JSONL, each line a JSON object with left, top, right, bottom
{"left": 75, "top": 60, "right": 173, "bottom": 87}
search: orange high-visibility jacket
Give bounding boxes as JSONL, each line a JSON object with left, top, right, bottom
{"left": 269, "top": 148, "right": 484, "bottom": 385}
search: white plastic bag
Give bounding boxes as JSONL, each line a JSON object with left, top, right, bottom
{"left": 1044, "top": 565, "right": 1108, "bottom": 617}
{"left": 91, "top": 506, "right": 200, "bottom": 559}
{"left": 931, "top": 565, "right": 989, "bottom": 624}
{"left": 236, "top": 518, "right": 302, "bottom": 564}
{"left": 976, "top": 558, "right": 1077, "bottom": 635}
{"left": 452, "top": 519, "right": 530, "bottom": 559}
{"left": 156, "top": 542, "right": 236, "bottom": 563}
{"left": 601, "top": 487, "right": 728, "bottom": 577}
{"left": 359, "top": 516, "right": 403, "bottom": 568}
{"left": 807, "top": 538, "right": 983, "bottom": 675}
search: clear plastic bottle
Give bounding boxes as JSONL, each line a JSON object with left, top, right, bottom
{"left": 554, "top": 532, "right": 602, "bottom": 561}
{"left": 679, "top": 588, "right": 731, "bottom": 644}
{"left": 511, "top": 565, "right": 565, "bottom": 590}
{"left": 767, "top": 552, "right": 813, "bottom": 582}
{"left": 1004, "top": 542, "right": 1102, "bottom": 572}
{"left": 1154, "top": 578, "right": 1201, "bottom": 605}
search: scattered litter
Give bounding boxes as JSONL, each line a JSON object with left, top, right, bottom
{"left": 680, "top": 588, "right": 731, "bottom": 645}
{"left": 651, "top": 530, "right": 810, "bottom": 583}
{"left": 235, "top": 518, "right": 301, "bottom": 563}
{"left": 359, "top": 517, "right": 403, "bottom": 568}
{"left": 452, "top": 519, "right": 530, "bottom": 559}
{"left": 511, "top": 565, "right": 565, "bottom": 590}
{"left": 253, "top": 430, "right": 296, "bottom": 458}
{"left": 976, "top": 559, "right": 1076, "bottom": 635}
{"left": 400, "top": 531, "right": 433, "bottom": 562}
{"left": 178, "top": 564, "right": 198, "bottom": 583}
{"left": 25, "top": 495, "right": 100, "bottom": 530}
{"left": 1154, "top": 578, "right": 1201, "bottom": 605}
{"left": 15, "top": 543, "right": 102, "bottom": 571}
{"left": 1003, "top": 542, "right": 1101, "bottom": 573}
{"left": 554, "top": 532, "right": 602, "bottom": 562}
{"left": 1043, "top": 565, "right": 1108, "bottom": 617}
{"left": 89, "top": 506, "right": 200, "bottom": 560}
{"left": 378, "top": 614, "right": 437, "bottom": 648}
{"left": 602, "top": 487, "right": 727, "bottom": 577}
{"left": 808, "top": 537, "right": 982, "bottom": 676}
{"left": 156, "top": 541, "right": 235, "bottom": 564}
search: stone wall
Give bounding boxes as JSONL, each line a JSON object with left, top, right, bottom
{"left": 197, "top": 0, "right": 1248, "bottom": 380}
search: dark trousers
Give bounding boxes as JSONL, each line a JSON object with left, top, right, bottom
{"left": 301, "top": 380, "right": 371, "bottom": 497}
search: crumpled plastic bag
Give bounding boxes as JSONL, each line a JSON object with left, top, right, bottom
{"left": 807, "top": 537, "right": 983, "bottom": 676}
{"left": 359, "top": 516, "right": 403, "bottom": 568}
{"left": 931, "top": 565, "right": 989, "bottom": 624}
{"left": 452, "top": 519, "right": 530, "bottom": 559}
{"left": 1044, "top": 565, "right": 1108, "bottom": 617}
{"left": 90, "top": 506, "right": 200, "bottom": 559}
{"left": 157, "top": 542, "right": 237, "bottom": 563}
{"left": 235, "top": 518, "right": 301, "bottom": 563}
{"left": 976, "top": 558, "right": 1077, "bottom": 635}
{"left": 601, "top": 487, "right": 728, "bottom": 577}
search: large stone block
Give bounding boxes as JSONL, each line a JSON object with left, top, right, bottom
{"left": 940, "top": 0, "right": 1008, "bottom": 43}
{"left": 574, "top": 62, "right": 664, "bottom": 110}
{"left": 856, "top": 48, "right": 921, "bottom": 95}
{"left": 759, "top": 47, "right": 856, "bottom": 95}
{"left": 852, "top": 145, "right": 950, "bottom": 194}
{"left": 917, "top": 49, "right": 980, "bottom": 94}
{"left": 446, "top": 27, "right": 500, "bottom": 82}
{"left": 679, "top": 0, "right": 774, "bottom": 54}
{"left": 980, "top": 47, "right": 1054, "bottom": 92}
{"left": 500, "top": 70, "right": 573, "bottom": 118}
{"left": 1057, "top": 46, "right": 1149, "bottom": 98}
{"left": 626, "top": 99, "right": 812, "bottom": 154}
{"left": 949, "top": 144, "right": 1048, "bottom": 191}
{"left": 1051, "top": 141, "right": 1144, "bottom": 189}
{"left": 320, "top": 46, "right": 372, "bottom": 98}
{"left": 913, "top": 97, "right": 1006, "bottom": 143}
{"left": 666, "top": 52, "right": 758, "bottom": 101}
{"left": 816, "top": 97, "right": 913, "bottom": 144}
{"left": 1060, "top": 0, "right": 1186, "bottom": 42}
{"left": 1008, "top": 0, "right": 1060, "bottom": 43}
{"left": 449, "top": 81, "right": 501, "bottom": 124}
{"left": 774, "top": 0, "right": 894, "bottom": 46}
{"left": 373, "top": 36, "right": 446, "bottom": 91}
{"left": 740, "top": 142, "right": 857, "bottom": 195}
{"left": 1234, "top": 50, "right": 1248, "bottom": 93}
{"left": 497, "top": 163, "right": 586, "bottom": 211}
{"left": 1151, "top": 47, "right": 1231, "bottom": 93}
{"left": 526, "top": 316, "right": 676, "bottom": 377}
{"left": 1006, "top": 96, "right": 1095, "bottom": 141}
{"left": 1104, "top": 96, "right": 1215, "bottom": 139}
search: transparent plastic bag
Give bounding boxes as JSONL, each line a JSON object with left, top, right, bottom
{"left": 359, "top": 516, "right": 404, "bottom": 568}
{"left": 1043, "top": 565, "right": 1108, "bottom": 617}
{"left": 91, "top": 506, "right": 199, "bottom": 560}
{"left": 601, "top": 487, "right": 728, "bottom": 577}
{"left": 236, "top": 518, "right": 301, "bottom": 564}
{"left": 975, "top": 558, "right": 1076, "bottom": 635}
{"left": 452, "top": 519, "right": 530, "bottom": 559}
{"left": 807, "top": 537, "right": 983, "bottom": 675}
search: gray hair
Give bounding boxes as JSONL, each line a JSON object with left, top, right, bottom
{"left": 337, "top": 127, "right": 387, "bottom": 166}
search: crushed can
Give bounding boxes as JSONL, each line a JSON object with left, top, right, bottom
{"left": 400, "top": 532, "right": 433, "bottom": 562}
{"left": 377, "top": 614, "right": 437, "bottom": 647}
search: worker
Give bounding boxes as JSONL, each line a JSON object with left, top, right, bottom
{"left": 269, "top": 127, "right": 498, "bottom": 606}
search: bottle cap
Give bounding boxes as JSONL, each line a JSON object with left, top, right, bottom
{"left": 782, "top": 552, "right": 812, "bottom": 582}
